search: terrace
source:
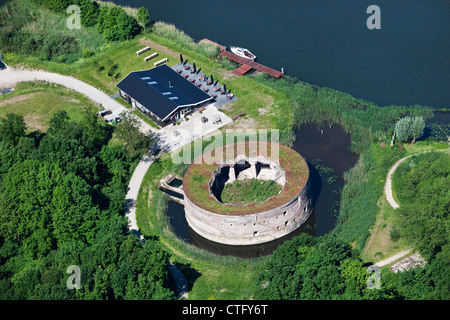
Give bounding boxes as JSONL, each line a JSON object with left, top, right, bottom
{"left": 171, "top": 59, "right": 238, "bottom": 109}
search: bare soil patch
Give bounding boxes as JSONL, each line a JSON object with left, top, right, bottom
{"left": 24, "top": 114, "right": 47, "bottom": 132}
{"left": 139, "top": 37, "right": 179, "bottom": 59}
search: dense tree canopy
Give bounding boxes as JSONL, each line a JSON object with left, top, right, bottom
{"left": 76, "top": 0, "right": 100, "bottom": 27}
{"left": 254, "top": 233, "right": 449, "bottom": 300}
{"left": 0, "top": 113, "right": 26, "bottom": 145}
{"left": 254, "top": 234, "right": 399, "bottom": 300}
{"left": 0, "top": 111, "right": 174, "bottom": 299}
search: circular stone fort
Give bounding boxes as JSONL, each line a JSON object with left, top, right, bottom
{"left": 183, "top": 141, "right": 312, "bottom": 245}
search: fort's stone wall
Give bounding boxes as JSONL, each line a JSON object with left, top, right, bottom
{"left": 184, "top": 178, "right": 312, "bottom": 245}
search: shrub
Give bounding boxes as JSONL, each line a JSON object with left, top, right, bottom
{"left": 395, "top": 116, "right": 413, "bottom": 142}
{"left": 97, "top": 5, "right": 140, "bottom": 41}
{"left": 136, "top": 6, "right": 150, "bottom": 29}
{"left": 82, "top": 49, "right": 95, "bottom": 58}
{"left": 411, "top": 116, "right": 425, "bottom": 142}
{"left": 389, "top": 227, "right": 400, "bottom": 242}
{"left": 395, "top": 116, "right": 425, "bottom": 143}
{"left": 77, "top": 0, "right": 100, "bottom": 27}
{"left": 107, "top": 63, "right": 118, "bottom": 77}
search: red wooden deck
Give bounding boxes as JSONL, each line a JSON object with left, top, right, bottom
{"left": 232, "top": 64, "right": 253, "bottom": 76}
{"left": 220, "top": 50, "right": 283, "bottom": 78}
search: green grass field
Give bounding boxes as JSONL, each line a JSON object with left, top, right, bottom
{"left": 0, "top": 81, "right": 100, "bottom": 131}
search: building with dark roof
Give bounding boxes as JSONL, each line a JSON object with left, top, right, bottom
{"left": 116, "top": 64, "right": 213, "bottom": 127}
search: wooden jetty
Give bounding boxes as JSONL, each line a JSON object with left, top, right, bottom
{"left": 199, "top": 38, "right": 283, "bottom": 78}
{"left": 232, "top": 64, "right": 253, "bottom": 76}
{"left": 220, "top": 50, "right": 283, "bottom": 78}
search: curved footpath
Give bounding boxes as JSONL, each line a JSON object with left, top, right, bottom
{"left": 384, "top": 155, "right": 413, "bottom": 209}
{"left": 0, "top": 65, "right": 188, "bottom": 298}
{"left": 385, "top": 149, "right": 449, "bottom": 210}
{"left": 375, "top": 249, "right": 411, "bottom": 268}
{"left": 0, "top": 65, "right": 155, "bottom": 134}
{"left": 379, "top": 154, "right": 418, "bottom": 267}
{"left": 380, "top": 149, "right": 449, "bottom": 270}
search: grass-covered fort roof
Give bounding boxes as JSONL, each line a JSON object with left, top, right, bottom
{"left": 183, "top": 141, "right": 309, "bottom": 215}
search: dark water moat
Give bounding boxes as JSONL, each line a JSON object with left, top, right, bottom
{"left": 164, "top": 123, "right": 358, "bottom": 258}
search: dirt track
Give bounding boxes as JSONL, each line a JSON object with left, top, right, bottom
{"left": 384, "top": 155, "right": 412, "bottom": 209}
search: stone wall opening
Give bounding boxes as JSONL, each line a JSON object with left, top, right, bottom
{"left": 209, "top": 157, "right": 286, "bottom": 205}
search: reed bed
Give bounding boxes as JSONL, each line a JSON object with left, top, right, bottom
{"left": 152, "top": 22, "right": 219, "bottom": 59}
{"left": 255, "top": 76, "right": 434, "bottom": 153}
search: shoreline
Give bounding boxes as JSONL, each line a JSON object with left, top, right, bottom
{"left": 107, "top": 0, "right": 449, "bottom": 109}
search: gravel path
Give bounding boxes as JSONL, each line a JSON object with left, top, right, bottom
{"left": 124, "top": 155, "right": 154, "bottom": 239}
{"left": 375, "top": 249, "right": 412, "bottom": 267}
{"left": 385, "top": 149, "right": 448, "bottom": 209}
{"left": 379, "top": 150, "right": 449, "bottom": 269}
{"left": 0, "top": 64, "right": 154, "bottom": 134}
{"left": 384, "top": 155, "right": 412, "bottom": 209}
{"left": 0, "top": 66, "right": 123, "bottom": 110}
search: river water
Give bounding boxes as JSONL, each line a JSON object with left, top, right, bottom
{"left": 114, "top": 0, "right": 450, "bottom": 108}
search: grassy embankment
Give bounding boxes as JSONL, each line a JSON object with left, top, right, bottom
{"left": 250, "top": 76, "right": 442, "bottom": 260}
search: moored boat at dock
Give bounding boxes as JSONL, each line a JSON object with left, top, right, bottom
{"left": 230, "top": 46, "right": 256, "bottom": 61}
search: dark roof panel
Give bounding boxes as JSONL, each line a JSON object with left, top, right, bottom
{"left": 116, "top": 64, "right": 212, "bottom": 120}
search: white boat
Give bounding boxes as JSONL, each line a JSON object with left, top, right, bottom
{"left": 230, "top": 46, "right": 256, "bottom": 61}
